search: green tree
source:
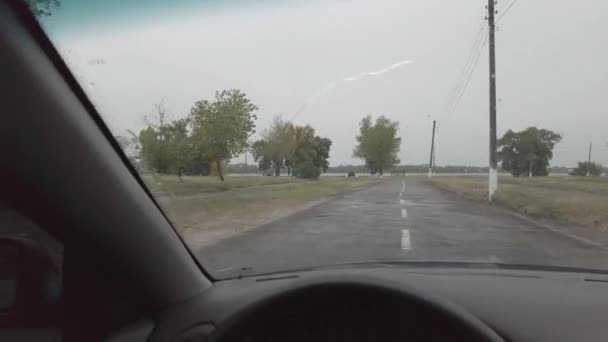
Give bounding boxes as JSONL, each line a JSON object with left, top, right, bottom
{"left": 312, "top": 136, "right": 332, "bottom": 172}
{"left": 285, "top": 124, "right": 331, "bottom": 179}
{"left": 251, "top": 139, "right": 273, "bottom": 175}
{"left": 262, "top": 117, "right": 295, "bottom": 176}
{"left": 290, "top": 125, "right": 317, "bottom": 178}
{"left": 570, "top": 161, "right": 603, "bottom": 176}
{"left": 163, "top": 118, "right": 193, "bottom": 180}
{"left": 138, "top": 102, "right": 173, "bottom": 174}
{"left": 498, "top": 127, "right": 562, "bottom": 177}
{"left": 353, "top": 115, "right": 401, "bottom": 175}
{"left": 190, "top": 89, "right": 258, "bottom": 181}
{"left": 296, "top": 159, "right": 321, "bottom": 179}
{"left": 253, "top": 121, "right": 332, "bottom": 179}
{"left": 139, "top": 127, "right": 168, "bottom": 173}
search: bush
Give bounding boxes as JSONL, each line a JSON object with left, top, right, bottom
{"left": 294, "top": 160, "right": 321, "bottom": 179}
{"left": 570, "top": 161, "right": 603, "bottom": 176}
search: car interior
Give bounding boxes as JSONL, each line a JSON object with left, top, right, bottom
{"left": 2, "top": 0, "right": 608, "bottom": 341}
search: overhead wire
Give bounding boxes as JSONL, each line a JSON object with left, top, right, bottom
{"left": 444, "top": 0, "right": 517, "bottom": 116}
{"left": 434, "top": 1, "right": 516, "bottom": 165}
{"left": 449, "top": 29, "right": 489, "bottom": 113}
{"left": 433, "top": 17, "right": 486, "bottom": 167}
{"left": 451, "top": 0, "right": 518, "bottom": 112}
{"left": 441, "top": 0, "right": 518, "bottom": 117}
{"left": 441, "top": 18, "right": 487, "bottom": 115}
{"left": 455, "top": 20, "right": 486, "bottom": 91}
{"left": 497, "top": 0, "right": 518, "bottom": 23}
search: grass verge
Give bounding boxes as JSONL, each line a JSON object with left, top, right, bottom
{"left": 143, "top": 175, "right": 380, "bottom": 247}
{"left": 429, "top": 176, "right": 608, "bottom": 231}
{"left": 142, "top": 174, "right": 304, "bottom": 196}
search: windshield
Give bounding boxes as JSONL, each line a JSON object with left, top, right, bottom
{"left": 30, "top": 0, "right": 608, "bottom": 279}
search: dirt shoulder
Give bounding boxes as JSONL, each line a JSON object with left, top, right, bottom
{"left": 150, "top": 176, "right": 381, "bottom": 249}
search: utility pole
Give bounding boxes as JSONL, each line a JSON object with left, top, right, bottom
{"left": 428, "top": 120, "right": 436, "bottom": 179}
{"left": 587, "top": 142, "right": 592, "bottom": 176}
{"left": 432, "top": 144, "right": 437, "bottom": 171}
{"left": 487, "top": 0, "right": 498, "bottom": 201}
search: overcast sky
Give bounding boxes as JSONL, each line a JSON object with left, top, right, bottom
{"left": 39, "top": 0, "right": 608, "bottom": 167}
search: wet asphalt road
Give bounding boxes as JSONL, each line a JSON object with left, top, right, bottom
{"left": 199, "top": 178, "right": 608, "bottom": 277}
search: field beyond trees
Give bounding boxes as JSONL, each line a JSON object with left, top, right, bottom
{"left": 429, "top": 176, "right": 608, "bottom": 232}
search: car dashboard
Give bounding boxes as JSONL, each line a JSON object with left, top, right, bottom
{"left": 133, "top": 265, "right": 608, "bottom": 342}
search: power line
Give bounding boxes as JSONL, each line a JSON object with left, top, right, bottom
{"left": 455, "top": 26, "right": 487, "bottom": 99}
{"left": 441, "top": 0, "right": 516, "bottom": 119}
{"left": 443, "top": 0, "right": 518, "bottom": 117}
{"left": 450, "top": 20, "right": 486, "bottom": 96}
{"left": 497, "top": 0, "right": 518, "bottom": 23}
{"left": 442, "top": 18, "right": 487, "bottom": 115}
{"left": 458, "top": 19, "right": 486, "bottom": 86}
{"left": 449, "top": 29, "right": 489, "bottom": 113}
{"left": 496, "top": 0, "right": 509, "bottom": 12}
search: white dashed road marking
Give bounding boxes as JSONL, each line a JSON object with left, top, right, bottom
{"left": 401, "top": 229, "right": 411, "bottom": 250}
{"left": 399, "top": 180, "right": 411, "bottom": 250}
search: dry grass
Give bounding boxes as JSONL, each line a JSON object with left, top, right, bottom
{"left": 142, "top": 174, "right": 303, "bottom": 196}
{"left": 430, "top": 176, "right": 608, "bottom": 231}
{"left": 144, "top": 175, "right": 380, "bottom": 236}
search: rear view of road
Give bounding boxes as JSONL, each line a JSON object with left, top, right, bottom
{"left": 198, "top": 178, "right": 608, "bottom": 277}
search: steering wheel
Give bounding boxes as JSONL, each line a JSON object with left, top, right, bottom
{"left": 211, "top": 275, "right": 504, "bottom": 342}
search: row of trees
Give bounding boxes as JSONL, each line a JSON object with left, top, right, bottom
{"left": 497, "top": 126, "right": 604, "bottom": 177}
{"left": 135, "top": 90, "right": 333, "bottom": 180}
{"left": 138, "top": 90, "right": 256, "bottom": 180}
{"left": 247, "top": 114, "right": 402, "bottom": 178}
{"left": 570, "top": 162, "right": 603, "bottom": 176}
{"left": 128, "top": 93, "right": 599, "bottom": 180}
{"left": 497, "top": 127, "right": 562, "bottom": 177}
{"left": 350, "top": 119, "right": 597, "bottom": 178}
{"left": 250, "top": 118, "right": 332, "bottom": 178}
{"left": 349, "top": 121, "right": 601, "bottom": 178}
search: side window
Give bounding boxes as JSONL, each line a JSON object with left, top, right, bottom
{"left": 0, "top": 201, "right": 62, "bottom": 342}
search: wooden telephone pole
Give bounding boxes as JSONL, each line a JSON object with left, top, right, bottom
{"left": 587, "top": 142, "right": 593, "bottom": 176}
{"left": 428, "top": 120, "right": 436, "bottom": 179}
{"left": 487, "top": 0, "right": 498, "bottom": 201}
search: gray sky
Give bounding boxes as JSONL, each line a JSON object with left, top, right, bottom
{"left": 41, "top": 0, "right": 608, "bottom": 167}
